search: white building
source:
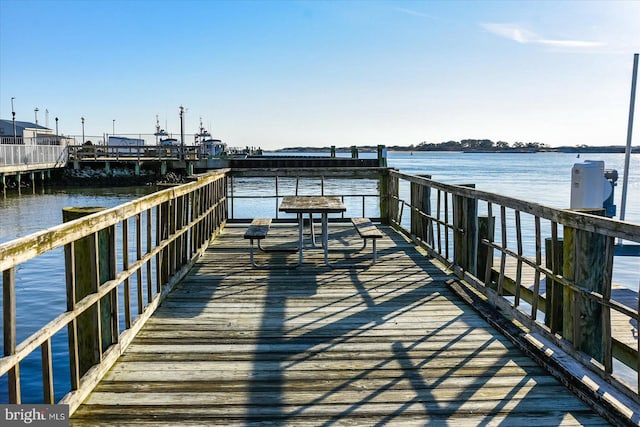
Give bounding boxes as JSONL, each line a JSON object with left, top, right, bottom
{"left": 0, "top": 119, "right": 72, "bottom": 146}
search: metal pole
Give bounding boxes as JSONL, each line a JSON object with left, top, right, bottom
{"left": 179, "top": 105, "right": 185, "bottom": 160}
{"left": 55, "top": 117, "right": 59, "bottom": 144}
{"left": 112, "top": 119, "right": 115, "bottom": 136}
{"left": 11, "top": 97, "right": 16, "bottom": 143}
{"left": 34, "top": 108, "right": 38, "bottom": 145}
{"left": 620, "top": 53, "right": 638, "bottom": 222}
{"left": 81, "top": 117, "right": 85, "bottom": 144}
{"left": 155, "top": 114, "right": 160, "bottom": 144}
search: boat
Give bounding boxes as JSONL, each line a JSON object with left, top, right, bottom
{"left": 153, "top": 115, "right": 176, "bottom": 145}
{"left": 195, "top": 118, "right": 227, "bottom": 157}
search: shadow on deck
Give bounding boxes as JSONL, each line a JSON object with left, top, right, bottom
{"left": 71, "top": 224, "right": 610, "bottom": 426}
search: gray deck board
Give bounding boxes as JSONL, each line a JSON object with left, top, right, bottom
{"left": 71, "top": 224, "right": 610, "bottom": 426}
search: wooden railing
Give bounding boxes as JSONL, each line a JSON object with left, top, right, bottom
{"left": 386, "top": 170, "right": 640, "bottom": 400}
{"left": 0, "top": 170, "right": 228, "bottom": 412}
{"left": 67, "top": 144, "right": 203, "bottom": 162}
{"left": 227, "top": 167, "right": 388, "bottom": 222}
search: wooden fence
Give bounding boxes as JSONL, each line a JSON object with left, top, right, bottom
{"left": 384, "top": 170, "right": 640, "bottom": 400}
{"left": 0, "top": 170, "right": 228, "bottom": 412}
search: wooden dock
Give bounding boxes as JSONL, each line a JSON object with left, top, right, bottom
{"left": 70, "top": 224, "right": 611, "bottom": 425}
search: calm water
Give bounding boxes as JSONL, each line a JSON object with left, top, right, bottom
{"left": 1, "top": 151, "right": 639, "bottom": 402}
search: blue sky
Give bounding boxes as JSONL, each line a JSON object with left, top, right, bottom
{"left": 1, "top": 0, "right": 638, "bottom": 149}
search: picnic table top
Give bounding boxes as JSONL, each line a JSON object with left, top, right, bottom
{"left": 279, "top": 196, "right": 346, "bottom": 214}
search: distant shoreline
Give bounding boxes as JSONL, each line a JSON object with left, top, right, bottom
{"left": 272, "top": 145, "right": 639, "bottom": 154}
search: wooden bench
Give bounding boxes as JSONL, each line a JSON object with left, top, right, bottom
{"left": 244, "top": 218, "right": 271, "bottom": 268}
{"left": 351, "top": 217, "right": 383, "bottom": 264}
{"left": 244, "top": 218, "right": 297, "bottom": 268}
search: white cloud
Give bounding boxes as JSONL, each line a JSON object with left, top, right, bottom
{"left": 481, "top": 23, "right": 606, "bottom": 49}
{"left": 536, "top": 39, "right": 606, "bottom": 48}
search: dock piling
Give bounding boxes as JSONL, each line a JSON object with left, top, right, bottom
{"left": 478, "top": 215, "right": 495, "bottom": 285}
{"left": 453, "top": 184, "right": 477, "bottom": 275}
{"left": 63, "top": 207, "right": 117, "bottom": 377}
{"left": 563, "top": 208, "right": 612, "bottom": 363}
{"left": 377, "top": 145, "right": 387, "bottom": 167}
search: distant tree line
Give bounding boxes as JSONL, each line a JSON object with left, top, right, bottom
{"left": 274, "top": 140, "right": 638, "bottom": 154}
{"left": 388, "top": 139, "right": 549, "bottom": 152}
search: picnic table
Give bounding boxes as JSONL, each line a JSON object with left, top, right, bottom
{"left": 279, "top": 196, "right": 346, "bottom": 266}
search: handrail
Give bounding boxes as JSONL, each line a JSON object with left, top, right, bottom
{"left": 0, "top": 169, "right": 229, "bottom": 412}
{"left": 387, "top": 169, "right": 640, "bottom": 401}
{"left": 227, "top": 167, "right": 387, "bottom": 221}
{"left": 67, "top": 144, "right": 203, "bottom": 162}
{"left": 0, "top": 144, "right": 67, "bottom": 170}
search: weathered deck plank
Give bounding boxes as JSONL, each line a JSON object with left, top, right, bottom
{"left": 71, "top": 224, "right": 610, "bottom": 426}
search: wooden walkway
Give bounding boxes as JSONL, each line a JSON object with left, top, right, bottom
{"left": 70, "top": 224, "right": 610, "bottom": 426}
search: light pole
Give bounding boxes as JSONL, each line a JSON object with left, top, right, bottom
{"left": 179, "top": 105, "right": 185, "bottom": 160}
{"left": 112, "top": 119, "right": 115, "bottom": 136}
{"left": 34, "top": 108, "right": 39, "bottom": 144}
{"left": 81, "top": 117, "right": 85, "bottom": 144}
{"left": 55, "top": 117, "right": 59, "bottom": 145}
{"left": 11, "top": 97, "right": 16, "bottom": 143}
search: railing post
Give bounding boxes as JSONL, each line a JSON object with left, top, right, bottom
{"left": 477, "top": 215, "right": 495, "bottom": 283}
{"left": 563, "top": 208, "right": 613, "bottom": 363}
{"left": 3, "top": 267, "right": 20, "bottom": 403}
{"left": 411, "top": 176, "right": 431, "bottom": 245}
{"left": 545, "top": 237, "right": 564, "bottom": 333}
{"left": 380, "top": 170, "right": 396, "bottom": 225}
{"left": 158, "top": 201, "right": 170, "bottom": 288}
{"left": 221, "top": 174, "right": 228, "bottom": 228}
{"left": 193, "top": 188, "right": 206, "bottom": 252}
{"left": 453, "top": 184, "right": 477, "bottom": 275}
{"left": 377, "top": 145, "right": 387, "bottom": 167}
{"left": 63, "top": 207, "right": 116, "bottom": 377}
